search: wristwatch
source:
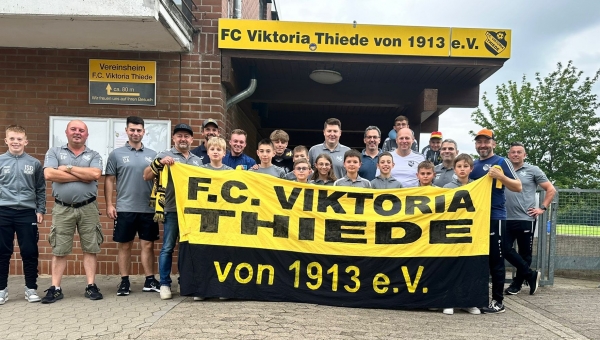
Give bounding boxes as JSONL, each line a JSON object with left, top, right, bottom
{"left": 66, "top": 164, "right": 73, "bottom": 173}
{"left": 540, "top": 205, "right": 547, "bottom": 211}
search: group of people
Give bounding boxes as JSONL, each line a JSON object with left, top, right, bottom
{"left": 0, "top": 114, "right": 555, "bottom": 316}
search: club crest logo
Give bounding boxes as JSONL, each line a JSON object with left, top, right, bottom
{"left": 485, "top": 31, "right": 507, "bottom": 56}
{"left": 483, "top": 164, "right": 491, "bottom": 171}
{"left": 336, "top": 156, "right": 343, "bottom": 162}
{"left": 122, "top": 156, "right": 130, "bottom": 163}
{"left": 82, "top": 154, "right": 91, "bottom": 161}
{"left": 60, "top": 153, "right": 67, "bottom": 160}
{"left": 192, "top": 160, "right": 199, "bottom": 166}
{"left": 145, "top": 157, "right": 153, "bottom": 163}
{"left": 2, "top": 166, "right": 10, "bottom": 174}
{"left": 408, "top": 161, "right": 416, "bottom": 167}
{"left": 23, "top": 164, "right": 34, "bottom": 175}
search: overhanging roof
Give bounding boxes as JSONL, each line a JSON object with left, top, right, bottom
{"left": 219, "top": 19, "right": 510, "bottom": 148}
{"left": 223, "top": 50, "right": 507, "bottom": 148}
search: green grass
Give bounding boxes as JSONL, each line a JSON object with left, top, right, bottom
{"left": 556, "top": 224, "right": 600, "bottom": 237}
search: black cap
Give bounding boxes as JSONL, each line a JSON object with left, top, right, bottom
{"left": 173, "top": 123, "right": 193, "bottom": 136}
{"left": 202, "top": 118, "right": 219, "bottom": 129}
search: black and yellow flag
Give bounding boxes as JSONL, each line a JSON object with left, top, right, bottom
{"left": 169, "top": 164, "right": 493, "bottom": 309}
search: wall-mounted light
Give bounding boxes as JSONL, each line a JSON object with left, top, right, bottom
{"left": 309, "top": 70, "right": 343, "bottom": 85}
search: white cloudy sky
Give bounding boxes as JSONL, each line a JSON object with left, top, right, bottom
{"left": 275, "top": 0, "right": 600, "bottom": 154}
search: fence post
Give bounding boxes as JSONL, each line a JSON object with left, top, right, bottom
{"left": 547, "top": 191, "right": 558, "bottom": 285}
{"left": 537, "top": 190, "right": 548, "bottom": 284}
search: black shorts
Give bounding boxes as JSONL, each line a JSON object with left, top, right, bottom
{"left": 113, "top": 212, "right": 160, "bottom": 243}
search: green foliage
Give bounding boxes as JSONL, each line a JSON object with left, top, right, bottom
{"left": 471, "top": 61, "right": 600, "bottom": 188}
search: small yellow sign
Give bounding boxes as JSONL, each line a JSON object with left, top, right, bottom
{"left": 89, "top": 59, "right": 156, "bottom": 106}
{"left": 218, "top": 19, "right": 511, "bottom": 59}
{"left": 89, "top": 59, "right": 156, "bottom": 84}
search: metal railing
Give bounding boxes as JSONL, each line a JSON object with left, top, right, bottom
{"left": 553, "top": 189, "right": 600, "bottom": 271}
{"left": 518, "top": 189, "right": 600, "bottom": 286}
{"left": 168, "top": 0, "right": 198, "bottom": 27}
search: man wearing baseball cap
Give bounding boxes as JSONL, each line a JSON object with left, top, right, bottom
{"left": 143, "top": 123, "right": 202, "bottom": 300}
{"left": 191, "top": 119, "right": 220, "bottom": 164}
{"left": 469, "top": 128, "right": 522, "bottom": 314}
{"left": 421, "top": 131, "right": 443, "bottom": 166}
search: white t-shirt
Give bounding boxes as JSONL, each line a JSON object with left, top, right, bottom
{"left": 376, "top": 151, "right": 425, "bottom": 188}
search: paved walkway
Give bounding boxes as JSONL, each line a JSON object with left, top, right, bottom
{"left": 1, "top": 275, "right": 599, "bottom": 339}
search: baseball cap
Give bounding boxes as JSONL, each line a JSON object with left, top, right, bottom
{"left": 430, "top": 131, "right": 442, "bottom": 139}
{"left": 173, "top": 123, "right": 193, "bottom": 136}
{"left": 202, "top": 118, "right": 219, "bottom": 129}
{"left": 475, "top": 128, "right": 495, "bottom": 140}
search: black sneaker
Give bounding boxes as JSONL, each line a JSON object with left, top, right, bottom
{"left": 41, "top": 286, "right": 64, "bottom": 304}
{"left": 116, "top": 280, "right": 131, "bottom": 296}
{"left": 143, "top": 278, "right": 160, "bottom": 293}
{"left": 504, "top": 284, "right": 521, "bottom": 295}
{"left": 481, "top": 300, "right": 505, "bottom": 314}
{"left": 526, "top": 270, "right": 541, "bottom": 295}
{"left": 85, "top": 284, "right": 103, "bottom": 300}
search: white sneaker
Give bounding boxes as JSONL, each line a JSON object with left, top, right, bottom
{"left": 443, "top": 308, "right": 454, "bottom": 315}
{"left": 0, "top": 288, "right": 7, "bottom": 305}
{"left": 462, "top": 307, "right": 481, "bottom": 315}
{"left": 24, "top": 287, "right": 41, "bottom": 302}
{"left": 159, "top": 286, "right": 172, "bottom": 300}
{"left": 193, "top": 296, "right": 204, "bottom": 301}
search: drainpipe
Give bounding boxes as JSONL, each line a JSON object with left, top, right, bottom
{"left": 226, "top": 68, "right": 257, "bottom": 109}
{"left": 233, "top": 0, "right": 242, "bottom": 19}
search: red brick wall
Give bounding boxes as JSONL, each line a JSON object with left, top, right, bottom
{"left": 221, "top": 0, "right": 231, "bottom": 19}
{"left": 1, "top": 0, "right": 262, "bottom": 276}
{"left": 0, "top": 48, "right": 197, "bottom": 276}
{"left": 219, "top": 0, "right": 268, "bottom": 20}
{"left": 242, "top": 0, "right": 259, "bottom": 19}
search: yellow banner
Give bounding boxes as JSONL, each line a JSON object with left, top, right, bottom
{"left": 218, "top": 19, "right": 511, "bottom": 58}
{"left": 89, "top": 59, "right": 156, "bottom": 84}
{"left": 170, "top": 165, "right": 492, "bottom": 258}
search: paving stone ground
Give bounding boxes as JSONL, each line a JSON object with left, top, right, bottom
{"left": 2, "top": 275, "right": 599, "bottom": 339}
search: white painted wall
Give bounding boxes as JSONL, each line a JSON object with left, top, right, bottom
{"left": 0, "top": 0, "right": 191, "bottom": 51}
{"left": 0, "top": 0, "right": 158, "bottom": 19}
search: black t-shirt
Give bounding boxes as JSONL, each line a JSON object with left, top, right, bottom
{"left": 272, "top": 148, "right": 294, "bottom": 173}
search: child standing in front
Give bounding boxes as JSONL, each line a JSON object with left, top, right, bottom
{"left": 371, "top": 152, "right": 403, "bottom": 189}
{"left": 417, "top": 160, "right": 436, "bottom": 187}
{"left": 270, "top": 130, "right": 294, "bottom": 174}
{"left": 310, "top": 154, "right": 337, "bottom": 186}
{"left": 333, "top": 150, "right": 371, "bottom": 188}
{"left": 286, "top": 145, "right": 311, "bottom": 180}
{"left": 203, "top": 137, "right": 233, "bottom": 171}
{"left": 292, "top": 158, "right": 311, "bottom": 184}
{"left": 439, "top": 153, "right": 479, "bottom": 315}
{"left": 251, "top": 139, "right": 286, "bottom": 178}
{"left": 194, "top": 136, "right": 232, "bottom": 301}
{"left": 443, "top": 154, "right": 474, "bottom": 189}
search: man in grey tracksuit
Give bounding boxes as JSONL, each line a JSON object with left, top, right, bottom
{"left": 0, "top": 125, "right": 46, "bottom": 304}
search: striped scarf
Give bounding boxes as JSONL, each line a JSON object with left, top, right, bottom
{"left": 149, "top": 158, "right": 167, "bottom": 222}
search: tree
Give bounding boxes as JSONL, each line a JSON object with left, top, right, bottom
{"left": 471, "top": 61, "right": 600, "bottom": 188}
